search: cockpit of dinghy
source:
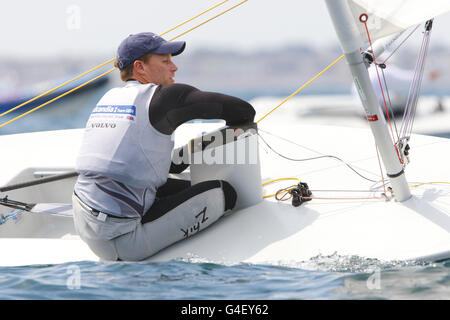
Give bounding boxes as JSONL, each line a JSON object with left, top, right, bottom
{"left": 0, "top": 167, "right": 77, "bottom": 238}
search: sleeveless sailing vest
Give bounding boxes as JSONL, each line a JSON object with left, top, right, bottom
{"left": 75, "top": 81, "right": 174, "bottom": 218}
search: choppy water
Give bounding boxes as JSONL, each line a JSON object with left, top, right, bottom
{"left": 0, "top": 255, "right": 449, "bottom": 300}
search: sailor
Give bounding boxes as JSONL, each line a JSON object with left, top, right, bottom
{"left": 72, "top": 32, "right": 255, "bottom": 261}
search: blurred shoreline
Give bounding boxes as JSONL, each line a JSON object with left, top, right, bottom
{"left": 1, "top": 45, "right": 449, "bottom": 136}
{"left": 1, "top": 45, "right": 449, "bottom": 101}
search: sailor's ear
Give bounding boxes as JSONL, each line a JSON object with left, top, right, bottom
{"left": 133, "top": 60, "right": 144, "bottom": 72}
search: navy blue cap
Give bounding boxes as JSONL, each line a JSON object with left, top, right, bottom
{"left": 116, "top": 32, "right": 186, "bottom": 69}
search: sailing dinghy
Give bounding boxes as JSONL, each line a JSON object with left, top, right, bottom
{"left": 1, "top": 0, "right": 450, "bottom": 267}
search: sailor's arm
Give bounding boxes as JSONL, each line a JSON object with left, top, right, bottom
{"left": 148, "top": 83, "right": 256, "bottom": 135}
{"left": 149, "top": 83, "right": 255, "bottom": 173}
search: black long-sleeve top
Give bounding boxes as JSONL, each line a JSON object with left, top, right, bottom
{"left": 148, "top": 83, "right": 256, "bottom": 173}
{"left": 149, "top": 83, "right": 255, "bottom": 134}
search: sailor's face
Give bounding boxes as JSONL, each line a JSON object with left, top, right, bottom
{"left": 143, "top": 54, "right": 178, "bottom": 85}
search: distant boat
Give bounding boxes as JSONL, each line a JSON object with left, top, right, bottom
{"left": 0, "top": 70, "right": 110, "bottom": 114}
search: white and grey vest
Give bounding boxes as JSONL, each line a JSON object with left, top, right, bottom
{"left": 74, "top": 81, "right": 174, "bottom": 218}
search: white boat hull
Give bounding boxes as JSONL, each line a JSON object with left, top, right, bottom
{"left": 1, "top": 123, "right": 449, "bottom": 267}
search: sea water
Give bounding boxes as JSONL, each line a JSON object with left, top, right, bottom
{"left": 0, "top": 256, "right": 449, "bottom": 300}
{"left": 0, "top": 86, "right": 449, "bottom": 300}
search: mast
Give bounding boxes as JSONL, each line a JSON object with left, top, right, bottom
{"left": 324, "top": 0, "right": 411, "bottom": 202}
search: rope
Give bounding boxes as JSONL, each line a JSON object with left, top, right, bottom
{"left": 360, "top": 15, "right": 402, "bottom": 164}
{"left": 3, "top": 0, "right": 341, "bottom": 128}
{"left": 0, "top": 58, "right": 115, "bottom": 119}
{"left": 374, "top": 143, "right": 387, "bottom": 195}
{"left": 0, "top": 67, "right": 117, "bottom": 128}
{"left": 381, "top": 25, "right": 420, "bottom": 65}
{"left": 160, "top": 0, "right": 230, "bottom": 36}
{"left": 302, "top": 196, "right": 383, "bottom": 200}
{"left": 410, "top": 181, "right": 450, "bottom": 188}
{"left": 270, "top": 184, "right": 384, "bottom": 202}
{"left": 379, "top": 67, "right": 400, "bottom": 141}
{"left": 400, "top": 20, "right": 433, "bottom": 140}
{"left": 257, "top": 131, "right": 379, "bottom": 183}
{"left": 0, "top": 0, "right": 243, "bottom": 128}
{"left": 169, "top": 0, "right": 249, "bottom": 42}
{"left": 262, "top": 177, "right": 300, "bottom": 199}
{"left": 256, "top": 54, "right": 344, "bottom": 123}
{"left": 262, "top": 177, "right": 300, "bottom": 186}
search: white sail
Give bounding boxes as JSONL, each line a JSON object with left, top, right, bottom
{"left": 348, "top": 0, "right": 450, "bottom": 44}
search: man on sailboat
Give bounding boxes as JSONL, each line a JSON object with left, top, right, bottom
{"left": 72, "top": 32, "right": 255, "bottom": 261}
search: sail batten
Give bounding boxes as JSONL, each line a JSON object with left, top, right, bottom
{"left": 347, "top": 0, "right": 450, "bottom": 43}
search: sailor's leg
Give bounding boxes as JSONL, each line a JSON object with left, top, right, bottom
{"left": 114, "top": 180, "right": 236, "bottom": 261}
{"left": 155, "top": 178, "right": 190, "bottom": 199}
{"left": 72, "top": 194, "right": 138, "bottom": 261}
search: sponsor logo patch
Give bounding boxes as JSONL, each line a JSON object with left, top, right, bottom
{"left": 90, "top": 122, "right": 117, "bottom": 129}
{"left": 92, "top": 105, "right": 136, "bottom": 116}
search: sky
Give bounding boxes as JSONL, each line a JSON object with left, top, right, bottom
{"left": 1, "top": 0, "right": 450, "bottom": 58}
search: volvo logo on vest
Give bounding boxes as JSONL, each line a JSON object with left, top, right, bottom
{"left": 90, "top": 122, "right": 117, "bottom": 129}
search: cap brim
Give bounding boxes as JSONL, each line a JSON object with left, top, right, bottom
{"left": 152, "top": 41, "right": 186, "bottom": 56}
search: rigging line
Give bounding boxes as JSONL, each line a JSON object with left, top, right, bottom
{"left": 256, "top": 132, "right": 379, "bottom": 183}
{"left": 370, "top": 178, "right": 391, "bottom": 191}
{"left": 256, "top": 54, "right": 344, "bottom": 123}
{"left": 374, "top": 143, "right": 387, "bottom": 194}
{"left": 169, "top": 0, "right": 249, "bottom": 41}
{"left": 406, "top": 23, "right": 432, "bottom": 138}
{"left": 160, "top": 0, "right": 229, "bottom": 36}
{"left": 264, "top": 183, "right": 297, "bottom": 199}
{"left": 302, "top": 196, "right": 383, "bottom": 200}
{"left": 381, "top": 25, "right": 421, "bottom": 65}
{"left": 361, "top": 18, "right": 403, "bottom": 165}
{"left": 0, "top": 68, "right": 117, "bottom": 129}
{"left": 400, "top": 20, "right": 433, "bottom": 139}
{"left": 0, "top": 58, "right": 115, "bottom": 119}
{"left": 403, "top": 23, "right": 431, "bottom": 137}
{"left": 258, "top": 128, "right": 330, "bottom": 156}
{"left": 380, "top": 67, "right": 400, "bottom": 142}
{"left": 1, "top": 2, "right": 248, "bottom": 128}
{"left": 262, "top": 177, "right": 300, "bottom": 186}
{"left": 258, "top": 128, "right": 385, "bottom": 181}
{"left": 310, "top": 189, "right": 381, "bottom": 192}
{"left": 271, "top": 186, "right": 384, "bottom": 201}
{"left": 264, "top": 180, "right": 385, "bottom": 197}
{"left": 409, "top": 181, "right": 450, "bottom": 188}
{"left": 268, "top": 186, "right": 384, "bottom": 201}
{"left": 0, "top": 0, "right": 234, "bottom": 120}
{"left": 262, "top": 178, "right": 300, "bottom": 199}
